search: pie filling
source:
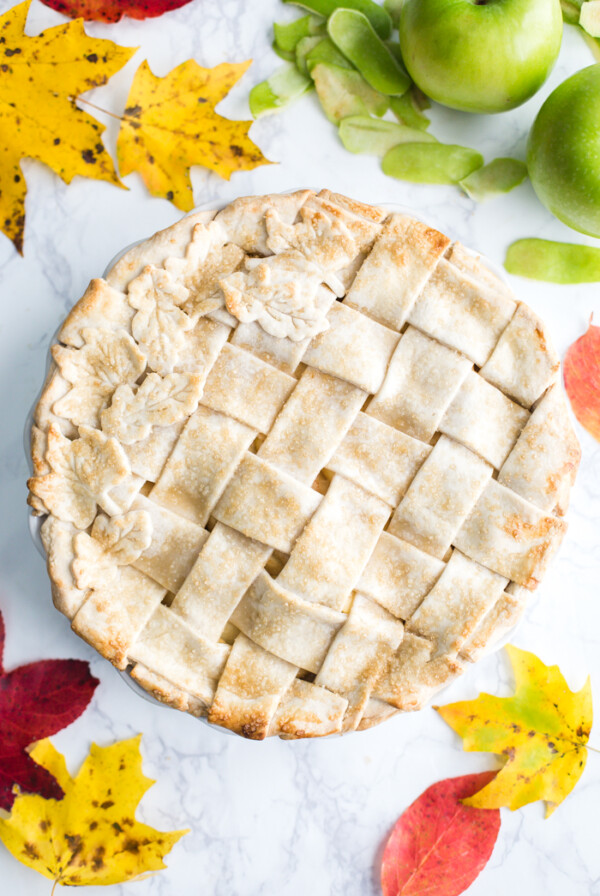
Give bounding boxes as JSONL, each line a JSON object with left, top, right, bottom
{"left": 28, "top": 190, "right": 580, "bottom": 739}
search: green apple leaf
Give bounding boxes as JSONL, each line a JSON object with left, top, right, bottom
{"left": 250, "top": 64, "right": 313, "bottom": 118}
{"left": 312, "top": 62, "right": 388, "bottom": 124}
{"left": 390, "top": 89, "right": 430, "bottom": 130}
{"left": 460, "top": 158, "right": 528, "bottom": 202}
{"left": 382, "top": 143, "right": 483, "bottom": 185}
{"left": 505, "top": 239, "right": 600, "bottom": 283}
{"left": 339, "top": 116, "right": 436, "bottom": 155}
{"left": 327, "top": 9, "right": 410, "bottom": 96}
{"left": 282, "top": 0, "right": 392, "bottom": 39}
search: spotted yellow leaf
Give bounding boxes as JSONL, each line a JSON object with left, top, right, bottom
{"left": 0, "top": 0, "right": 136, "bottom": 253}
{"left": 116, "top": 59, "right": 272, "bottom": 211}
{"left": 0, "top": 736, "right": 188, "bottom": 887}
{"left": 436, "top": 646, "right": 593, "bottom": 816}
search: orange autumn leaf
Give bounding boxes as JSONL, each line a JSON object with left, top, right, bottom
{"left": 116, "top": 59, "right": 272, "bottom": 211}
{"left": 0, "top": 0, "right": 136, "bottom": 254}
{"left": 564, "top": 316, "right": 600, "bottom": 442}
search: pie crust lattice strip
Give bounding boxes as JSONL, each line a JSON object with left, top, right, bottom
{"left": 28, "top": 190, "right": 581, "bottom": 740}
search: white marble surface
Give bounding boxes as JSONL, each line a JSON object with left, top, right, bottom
{"left": 1, "top": 1, "right": 599, "bottom": 893}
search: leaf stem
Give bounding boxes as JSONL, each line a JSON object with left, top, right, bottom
{"left": 72, "top": 96, "right": 123, "bottom": 122}
{"left": 51, "top": 879, "right": 58, "bottom": 896}
{"left": 586, "top": 744, "right": 600, "bottom": 754}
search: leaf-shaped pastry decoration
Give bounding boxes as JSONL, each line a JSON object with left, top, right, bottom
{"left": 28, "top": 425, "right": 131, "bottom": 529}
{"left": 72, "top": 530, "right": 119, "bottom": 590}
{"left": 91, "top": 510, "right": 153, "bottom": 564}
{"left": 52, "top": 328, "right": 146, "bottom": 428}
{"left": 128, "top": 265, "right": 192, "bottom": 374}
{"left": 101, "top": 372, "right": 202, "bottom": 444}
{"left": 164, "top": 221, "right": 245, "bottom": 320}
{"left": 220, "top": 250, "right": 329, "bottom": 341}
{"left": 266, "top": 206, "right": 356, "bottom": 295}
{"left": 0, "top": 736, "right": 188, "bottom": 887}
{"left": 72, "top": 510, "right": 151, "bottom": 589}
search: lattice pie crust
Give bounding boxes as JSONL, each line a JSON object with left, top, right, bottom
{"left": 28, "top": 190, "right": 580, "bottom": 739}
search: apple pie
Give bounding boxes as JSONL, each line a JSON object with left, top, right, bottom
{"left": 28, "top": 190, "right": 580, "bottom": 739}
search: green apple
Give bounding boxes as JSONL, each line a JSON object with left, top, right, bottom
{"left": 398, "top": 0, "right": 563, "bottom": 114}
{"left": 528, "top": 64, "right": 600, "bottom": 237}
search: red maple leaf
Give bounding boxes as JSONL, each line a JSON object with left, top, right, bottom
{"left": 0, "top": 610, "right": 99, "bottom": 810}
{"left": 381, "top": 772, "right": 501, "bottom": 896}
{"left": 40, "top": 0, "right": 195, "bottom": 23}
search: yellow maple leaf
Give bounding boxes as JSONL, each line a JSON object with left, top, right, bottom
{"left": 116, "top": 58, "right": 272, "bottom": 211}
{"left": 0, "top": 736, "right": 188, "bottom": 888}
{"left": 0, "top": 0, "right": 136, "bottom": 254}
{"left": 436, "top": 645, "right": 593, "bottom": 816}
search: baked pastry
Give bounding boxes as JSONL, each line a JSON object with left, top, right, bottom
{"left": 28, "top": 190, "right": 580, "bottom": 739}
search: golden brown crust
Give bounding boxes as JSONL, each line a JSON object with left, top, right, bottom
{"left": 41, "top": 516, "right": 87, "bottom": 619}
{"left": 130, "top": 663, "right": 193, "bottom": 713}
{"left": 374, "top": 632, "right": 464, "bottom": 711}
{"left": 498, "top": 383, "right": 581, "bottom": 514}
{"left": 27, "top": 190, "right": 579, "bottom": 740}
{"left": 105, "top": 209, "right": 218, "bottom": 292}
{"left": 58, "top": 279, "right": 134, "bottom": 349}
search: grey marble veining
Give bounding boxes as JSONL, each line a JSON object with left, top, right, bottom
{"left": 0, "top": 1, "right": 599, "bottom": 893}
